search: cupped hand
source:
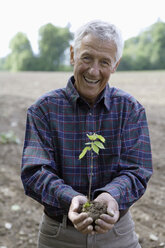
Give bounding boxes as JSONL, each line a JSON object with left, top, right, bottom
{"left": 94, "top": 192, "right": 119, "bottom": 234}
{"left": 68, "top": 195, "right": 94, "bottom": 234}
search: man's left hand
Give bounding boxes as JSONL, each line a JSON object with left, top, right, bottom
{"left": 94, "top": 192, "right": 119, "bottom": 234}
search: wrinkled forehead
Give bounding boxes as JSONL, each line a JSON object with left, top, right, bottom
{"left": 78, "top": 34, "right": 117, "bottom": 60}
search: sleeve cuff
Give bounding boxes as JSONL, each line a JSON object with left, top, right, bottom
{"left": 93, "top": 185, "right": 122, "bottom": 204}
{"left": 58, "top": 186, "right": 83, "bottom": 210}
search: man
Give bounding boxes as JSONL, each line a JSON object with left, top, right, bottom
{"left": 21, "top": 20, "right": 152, "bottom": 248}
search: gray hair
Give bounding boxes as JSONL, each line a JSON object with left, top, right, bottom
{"left": 73, "top": 20, "right": 124, "bottom": 64}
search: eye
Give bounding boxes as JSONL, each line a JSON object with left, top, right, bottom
{"left": 84, "top": 56, "right": 90, "bottom": 60}
{"left": 81, "top": 55, "right": 91, "bottom": 63}
{"left": 101, "top": 60, "right": 111, "bottom": 66}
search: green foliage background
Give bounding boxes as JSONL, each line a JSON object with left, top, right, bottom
{"left": 0, "top": 20, "right": 165, "bottom": 71}
{"left": 118, "top": 21, "right": 165, "bottom": 70}
{"left": 1, "top": 23, "right": 73, "bottom": 72}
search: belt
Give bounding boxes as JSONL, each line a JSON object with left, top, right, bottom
{"left": 45, "top": 208, "right": 128, "bottom": 226}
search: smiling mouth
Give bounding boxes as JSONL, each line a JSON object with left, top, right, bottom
{"left": 84, "top": 76, "right": 100, "bottom": 84}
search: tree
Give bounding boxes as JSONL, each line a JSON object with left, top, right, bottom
{"left": 119, "top": 20, "right": 165, "bottom": 70}
{"left": 4, "top": 32, "right": 34, "bottom": 71}
{"left": 118, "top": 36, "right": 140, "bottom": 71}
{"left": 3, "top": 21, "right": 165, "bottom": 71}
{"left": 149, "top": 21, "right": 165, "bottom": 69}
{"left": 38, "top": 23, "right": 73, "bottom": 71}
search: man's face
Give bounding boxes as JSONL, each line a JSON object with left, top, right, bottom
{"left": 70, "top": 34, "right": 119, "bottom": 105}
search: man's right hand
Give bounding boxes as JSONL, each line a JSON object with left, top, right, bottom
{"left": 68, "top": 195, "right": 94, "bottom": 234}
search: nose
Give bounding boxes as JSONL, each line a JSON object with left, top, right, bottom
{"left": 88, "top": 62, "right": 100, "bottom": 77}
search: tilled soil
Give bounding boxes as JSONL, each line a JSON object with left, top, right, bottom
{"left": 0, "top": 71, "right": 165, "bottom": 248}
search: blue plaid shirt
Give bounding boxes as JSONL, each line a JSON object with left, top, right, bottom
{"left": 21, "top": 76, "right": 152, "bottom": 217}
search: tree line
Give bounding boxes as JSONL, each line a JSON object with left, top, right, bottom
{"left": 118, "top": 20, "right": 165, "bottom": 70}
{"left": 0, "top": 21, "right": 165, "bottom": 71}
{"left": 0, "top": 23, "right": 73, "bottom": 71}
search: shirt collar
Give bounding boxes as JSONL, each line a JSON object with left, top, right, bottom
{"left": 65, "top": 76, "right": 110, "bottom": 111}
{"left": 65, "top": 76, "right": 80, "bottom": 107}
{"left": 101, "top": 84, "right": 111, "bottom": 111}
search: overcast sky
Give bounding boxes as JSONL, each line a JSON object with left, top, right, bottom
{"left": 0, "top": 0, "right": 165, "bottom": 57}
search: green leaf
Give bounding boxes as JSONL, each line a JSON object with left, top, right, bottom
{"left": 94, "top": 141, "right": 105, "bottom": 149}
{"left": 79, "top": 146, "right": 91, "bottom": 159}
{"left": 91, "top": 143, "right": 99, "bottom": 154}
{"left": 87, "top": 133, "right": 97, "bottom": 141}
{"left": 83, "top": 201, "right": 92, "bottom": 209}
{"left": 95, "top": 134, "right": 105, "bottom": 143}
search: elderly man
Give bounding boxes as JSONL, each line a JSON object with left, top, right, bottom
{"left": 21, "top": 20, "right": 152, "bottom": 248}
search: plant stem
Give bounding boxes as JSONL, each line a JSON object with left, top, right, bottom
{"left": 88, "top": 150, "right": 93, "bottom": 202}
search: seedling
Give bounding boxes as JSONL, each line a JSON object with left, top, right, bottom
{"left": 79, "top": 133, "right": 105, "bottom": 203}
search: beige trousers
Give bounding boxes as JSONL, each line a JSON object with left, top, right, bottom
{"left": 38, "top": 211, "right": 141, "bottom": 248}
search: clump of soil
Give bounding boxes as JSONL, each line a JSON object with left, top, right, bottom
{"left": 82, "top": 201, "right": 107, "bottom": 229}
{"left": 82, "top": 201, "right": 107, "bottom": 220}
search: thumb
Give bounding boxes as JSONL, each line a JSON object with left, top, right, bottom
{"left": 71, "top": 197, "right": 79, "bottom": 212}
{"left": 107, "top": 206, "right": 119, "bottom": 222}
{"left": 106, "top": 199, "right": 119, "bottom": 220}
{"left": 71, "top": 195, "right": 87, "bottom": 212}
{"left": 107, "top": 208, "right": 115, "bottom": 217}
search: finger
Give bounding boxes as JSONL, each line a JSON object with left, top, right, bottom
{"left": 72, "top": 212, "right": 89, "bottom": 225}
{"left": 95, "top": 226, "right": 107, "bottom": 234}
{"left": 75, "top": 217, "right": 93, "bottom": 231}
{"left": 94, "top": 225, "right": 109, "bottom": 234}
{"left": 95, "top": 219, "right": 114, "bottom": 231}
{"left": 80, "top": 224, "right": 94, "bottom": 234}
{"left": 99, "top": 214, "right": 115, "bottom": 223}
{"left": 100, "top": 211, "right": 119, "bottom": 224}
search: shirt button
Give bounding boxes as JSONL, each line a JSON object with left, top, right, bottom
{"left": 89, "top": 112, "right": 92, "bottom": 116}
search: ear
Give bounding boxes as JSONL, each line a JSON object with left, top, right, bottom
{"left": 111, "top": 58, "right": 121, "bottom": 73}
{"left": 70, "top": 45, "right": 75, "bottom": 65}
